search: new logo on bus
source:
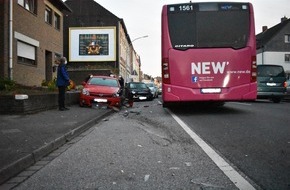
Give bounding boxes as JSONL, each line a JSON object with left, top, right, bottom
{"left": 191, "top": 61, "right": 228, "bottom": 75}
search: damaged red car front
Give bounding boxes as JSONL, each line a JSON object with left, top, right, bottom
{"left": 79, "top": 75, "right": 121, "bottom": 108}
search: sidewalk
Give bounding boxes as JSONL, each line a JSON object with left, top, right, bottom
{"left": 0, "top": 105, "right": 113, "bottom": 185}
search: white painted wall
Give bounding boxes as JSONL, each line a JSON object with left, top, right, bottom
{"left": 257, "top": 51, "right": 290, "bottom": 72}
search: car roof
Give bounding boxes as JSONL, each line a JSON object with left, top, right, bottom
{"left": 127, "top": 81, "right": 145, "bottom": 84}
{"left": 91, "top": 75, "right": 117, "bottom": 79}
{"left": 257, "top": 64, "right": 284, "bottom": 68}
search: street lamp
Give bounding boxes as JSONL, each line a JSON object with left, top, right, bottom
{"left": 125, "top": 35, "right": 148, "bottom": 82}
{"left": 131, "top": 35, "right": 149, "bottom": 44}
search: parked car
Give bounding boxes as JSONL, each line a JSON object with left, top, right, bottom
{"left": 145, "top": 82, "right": 158, "bottom": 98}
{"left": 158, "top": 83, "right": 162, "bottom": 95}
{"left": 285, "top": 79, "right": 290, "bottom": 100}
{"left": 257, "top": 65, "right": 287, "bottom": 103}
{"left": 124, "top": 82, "right": 153, "bottom": 101}
{"left": 79, "top": 76, "right": 121, "bottom": 108}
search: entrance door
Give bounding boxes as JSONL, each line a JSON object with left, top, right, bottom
{"left": 45, "top": 51, "right": 52, "bottom": 82}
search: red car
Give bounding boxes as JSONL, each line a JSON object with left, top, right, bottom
{"left": 79, "top": 76, "right": 121, "bottom": 108}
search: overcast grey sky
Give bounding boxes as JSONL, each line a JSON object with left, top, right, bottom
{"left": 95, "top": 0, "right": 290, "bottom": 77}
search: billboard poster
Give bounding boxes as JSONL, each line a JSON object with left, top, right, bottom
{"left": 69, "top": 27, "right": 116, "bottom": 62}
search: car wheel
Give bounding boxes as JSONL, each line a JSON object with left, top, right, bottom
{"left": 272, "top": 97, "right": 281, "bottom": 103}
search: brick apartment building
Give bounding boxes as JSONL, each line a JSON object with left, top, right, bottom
{"left": 0, "top": 0, "right": 71, "bottom": 87}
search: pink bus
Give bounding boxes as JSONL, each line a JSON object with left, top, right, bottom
{"left": 161, "top": 2, "right": 257, "bottom": 107}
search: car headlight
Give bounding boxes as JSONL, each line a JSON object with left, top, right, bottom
{"left": 82, "top": 88, "right": 90, "bottom": 95}
{"left": 131, "top": 90, "right": 136, "bottom": 94}
{"left": 113, "top": 93, "right": 120, "bottom": 97}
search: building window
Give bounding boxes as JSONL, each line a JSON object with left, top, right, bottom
{"left": 17, "top": 41, "right": 36, "bottom": 66}
{"left": 285, "top": 54, "right": 290, "bottom": 62}
{"left": 45, "top": 6, "right": 52, "bottom": 25}
{"left": 54, "top": 13, "right": 61, "bottom": 30}
{"left": 285, "top": 35, "right": 290, "bottom": 43}
{"left": 18, "top": 0, "right": 37, "bottom": 14}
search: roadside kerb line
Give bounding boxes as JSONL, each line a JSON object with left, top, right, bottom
{"left": 166, "top": 108, "right": 256, "bottom": 190}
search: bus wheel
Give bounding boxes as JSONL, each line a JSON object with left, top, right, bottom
{"left": 163, "top": 102, "right": 168, "bottom": 108}
{"left": 163, "top": 102, "right": 172, "bottom": 108}
{"left": 214, "top": 102, "right": 225, "bottom": 107}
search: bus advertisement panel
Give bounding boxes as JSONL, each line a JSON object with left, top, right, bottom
{"left": 161, "top": 2, "right": 257, "bottom": 106}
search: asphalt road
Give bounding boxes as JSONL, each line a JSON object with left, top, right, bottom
{"left": 13, "top": 99, "right": 238, "bottom": 190}
{"left": 172, "top": 100, "right": 290, "bottom": 190}
{"left": 8, "top": 98, "right": 289, "bottom": 190}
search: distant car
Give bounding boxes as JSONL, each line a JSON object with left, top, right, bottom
{"left": 79, "top": 76, "right": 121, "bottom": 108}
{"left": 257, "top": 65, "right": 287, "bottom": 103}
{"left": 124, "top": 82, "right": 153, "bottom": 101}
{"left": 285, "top": 79, "right": 290, "bottom": 100}
{"left": 158, "top": 83, "right": 162, "bottom": 95}
{"left": 145, "top": 82, "right": 158, "bottom": 98}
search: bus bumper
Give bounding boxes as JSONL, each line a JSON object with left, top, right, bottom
{"left": 162, "top": 83, "right": 257, "bottom": 102}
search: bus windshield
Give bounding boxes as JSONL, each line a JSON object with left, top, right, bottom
{"left": 167, "top": 3, "right": 250, "bottom": 50}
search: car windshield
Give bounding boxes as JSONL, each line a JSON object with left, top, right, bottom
{"left": 89, "top": 77, "right": 119, "bottom": 87}
{"left": 257, "top": 66, "right": 285, "bottom": 77}
{"left": 130, "top": 83, "right": 147, "bottom": 89}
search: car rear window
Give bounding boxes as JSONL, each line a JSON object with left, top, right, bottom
{"left": 257, "top": 65, "right": 285, "bottom": 77}
{"left": 130, "top": 83, "right": 147, "bottom": 89}
{"left": 145, "top": 83, "right": 154, "bottom": 87}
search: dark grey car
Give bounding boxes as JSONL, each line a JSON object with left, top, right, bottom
{"left": 124, "top": 82, "right": 153, "bottom": 101}
{"left": 257, "top": 65, "right": 287, "bottom": 103}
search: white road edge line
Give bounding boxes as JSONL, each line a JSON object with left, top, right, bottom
{"left": 166, "top": 109, "right": 256, "bottom": 190}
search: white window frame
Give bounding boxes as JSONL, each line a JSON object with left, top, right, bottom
{"left": 285, "top": 54, "right": 290, "bottom": 62}
{"left": 285, "top": 34, "right": 290, "bottom": 43}
{"left": 18, "top": 0, "right": 36, "bottom": 14}
{"left": 54, "top": 13, "right": 61, "bottom": 30}
{"left": 45, "top": 6, "right": 52, "bottom": 25}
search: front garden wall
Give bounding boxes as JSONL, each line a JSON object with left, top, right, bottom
{"left": 0, "top": 91, "right": 79, "bottom": 114}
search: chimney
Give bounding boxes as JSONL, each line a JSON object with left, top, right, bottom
{"left": 262, "top": 26, "right": 268, "bottom": 32}
{"left": 281, "top": 16, "right": 288, "bottom": 23}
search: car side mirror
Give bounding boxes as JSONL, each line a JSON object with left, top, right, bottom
{"left": 81, "top": 81, "right": 87, "bottom": 86}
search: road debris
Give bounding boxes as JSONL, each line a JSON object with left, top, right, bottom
{"left": 144, "top": 174, "right": 150, "bottom": 182}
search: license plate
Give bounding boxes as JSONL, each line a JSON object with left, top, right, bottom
{"left": 94, "top": 98, "right": 107, "bottom": 103}
{"left": 201, "top": 88, "right": 221, "bottom": 94}
{"left": 266, "top": 83, "right": 277, "bottom": 86}
{"left": 139, "top": 97, "right": 147, "bottom": 100}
